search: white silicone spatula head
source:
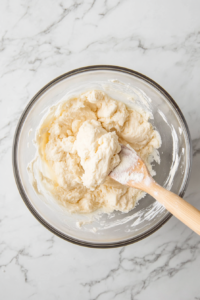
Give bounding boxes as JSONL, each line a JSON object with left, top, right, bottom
{"left": 109, "top": 144, "right": 151, "bottom": 189}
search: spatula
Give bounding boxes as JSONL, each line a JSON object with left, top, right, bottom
{"left": 109, "top": 144, "right": 200, "bottom": 235}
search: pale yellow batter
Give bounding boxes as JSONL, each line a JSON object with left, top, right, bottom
{"left": 33, "top": 90, "right": 161, "bottom": 213}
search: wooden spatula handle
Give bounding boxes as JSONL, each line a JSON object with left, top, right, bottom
{"left": 147, "top": 181, "right": 200, "bottom": 235}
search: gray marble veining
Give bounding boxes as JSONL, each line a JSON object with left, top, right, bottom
{"left": 0, "top": 0, "right": 200, "bottom": 299}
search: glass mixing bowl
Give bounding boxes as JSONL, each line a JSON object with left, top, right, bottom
{"left": 13, "top": 66, "right": 192, "bottom": 248}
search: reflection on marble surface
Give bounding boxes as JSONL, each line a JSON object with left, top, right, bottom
{"left": 0, "top": 0, "right": 200, "bottom": 299}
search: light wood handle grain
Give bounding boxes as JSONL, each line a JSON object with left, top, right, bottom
{"left": 146, "top": 181, "right": 200, "bottom": 235}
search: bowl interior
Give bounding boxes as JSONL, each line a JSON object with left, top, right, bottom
{"left": 14, "top": 67, "right": 191, "bottom": 247}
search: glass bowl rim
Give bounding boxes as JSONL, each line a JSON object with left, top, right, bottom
{"left": 12, "top": 65, "right": 192, "bottom": 248}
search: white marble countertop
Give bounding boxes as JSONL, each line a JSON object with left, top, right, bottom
{"left": 1, "top": 0, "right": 200, "bottom": 299}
